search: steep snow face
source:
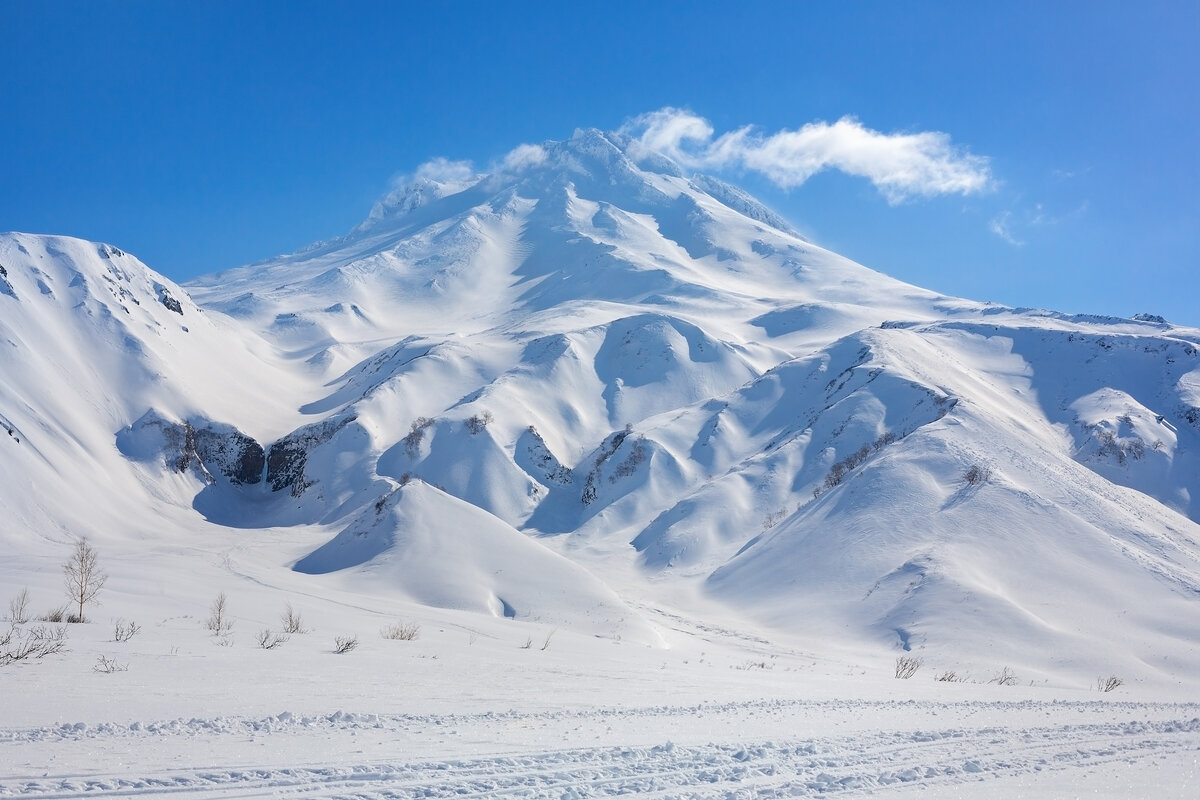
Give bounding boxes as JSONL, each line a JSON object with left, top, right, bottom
{"left": 5, "top": 126, "right": 1200, "bottom": 687}
{"left": 0, "top": 233, "right": 314, "bottom": 551}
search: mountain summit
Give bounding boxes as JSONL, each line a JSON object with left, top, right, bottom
{"left": 3, "top": 126, "right": 1200, "bottom": 684}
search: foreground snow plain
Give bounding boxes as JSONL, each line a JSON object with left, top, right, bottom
{"left": 3, "top": 531, "right": 1198, "bottom": 799}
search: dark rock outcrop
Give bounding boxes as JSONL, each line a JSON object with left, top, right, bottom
{"left": 266, "top": 414, "right": 357, "bottom": 496}
{"left": 118, "top": 411, "right": 264, "bottom": 485}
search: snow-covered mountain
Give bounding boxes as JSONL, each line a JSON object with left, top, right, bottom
{"left": 4, "top": 127, "right": 1200, "bottom": 685}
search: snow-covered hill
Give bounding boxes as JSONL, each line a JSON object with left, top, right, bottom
{"left": 4, "top": 126, "right": 1200, "bottom": 695}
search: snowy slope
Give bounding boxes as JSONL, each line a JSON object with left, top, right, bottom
{"left": 3, "top": 126, "right": 1200, "bottom": 700}
{"left": 0, "top": 234, "right": 319, "bottom": 561}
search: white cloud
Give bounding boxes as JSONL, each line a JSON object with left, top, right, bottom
{"left": 414, "top": 157, "right": 477, "bottom": 184}
{"left": 499, "top": 143, "right": 548, "bottom": 173}
{"left": 621, "top": 108, "right": 993, "bottom": 203}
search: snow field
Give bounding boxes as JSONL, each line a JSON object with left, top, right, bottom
{"left": 3, "top": 544, "right": 1198, "bottom": 799}
{"left": 3, "top": 604, "right": 1200, "bottom": 799}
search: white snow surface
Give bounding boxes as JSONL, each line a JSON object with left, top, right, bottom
{"left": 3, "top": 126, "right": 1200, "bottom": 797}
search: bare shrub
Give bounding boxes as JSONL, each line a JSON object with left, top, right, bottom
{"left": 540, "top": 629, "right": 556, "bottom": 651}
{"left": 8, "top": 588, "right": 30, "bottom": 624}
{"left": 63, "top": 537, "right": 107, "bottom": 623}
{"left": 1, "top": 624, "right": 68, "bottom": 665}
{"left": 333, "top": 634, "right": 358, "bottom": 654}
{"left": 280, "top": 603, "right": 307, "bottom": 634}
{"left": 894, "top": 655, "right": 923, "bottom": 679}
{"left": 964, "top": 464, "right": 992, "bottom": 485}
{"left": 93, "top": 654, "right": 127, "bottom": 673}
{"left": 1097, "top": 675, "right": 1123, "bottom": 693}
{"left": 762, "top": 509, "right": 786, "bottom": 530}
{"left": 381, "top": 621, "right": 420, "bottom": 641}
{"left": 824, "top": 461, "right": 847, "bottom": 489}
{"left": 609, "top": 437, "right": 647, "bottom": 481}
{"left": 465, "top": 410, "right": 494, "bottom": 435}
{"left": 403, "top": 417, "right": 434, "bottom": 458}
{"left": 205, "top": 592, "right": 233, "bottom": 635}
{"left": 989, "top": 666, "right": 1019, "bottom": 686}
{"left": 256, "top": 628, "right": 289, "bottom": 650}
{"left": 113, "top": 618, "right": 141, "bottom": 642}
{"left": 520, "top": 636, "right": 532, "bottom": 649}
{"left": 935, "top": 670, "right": 966, "bottom": 682}
{"left": 41, "top": 605, "right": 68, "bottom": 623}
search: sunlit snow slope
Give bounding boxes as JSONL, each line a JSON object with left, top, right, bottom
{"left": 4, "top": 127, "right": 1200, "bottom": 684}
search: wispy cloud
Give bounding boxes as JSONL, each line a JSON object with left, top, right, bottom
{"left": 989, "top": 201, "right": 1088, "bottom": 245}
{"left": 989, "top": 211, "right": 1024, "bottom": 246}
{"left": 621, "top": 108, "right": 993, "bottom": 204}
{"left": 414, "top": 157, "right": 476, "bottom": 184}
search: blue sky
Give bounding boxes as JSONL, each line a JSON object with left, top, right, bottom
{"left": 3, "top": 1, "right": 1197, "bottom": 324}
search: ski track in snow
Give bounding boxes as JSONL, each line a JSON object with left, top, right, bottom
{"left": 4, "top": 701, "right": 1198, "bottom": 798}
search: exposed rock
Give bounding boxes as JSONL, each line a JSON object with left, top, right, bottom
{"left": 1132, "top": 312, "right": 1167, "bottom": 324}
{"left": 158, "top": 287, "right": 184, "bottom": 315}
{"left": 193, "top": 425, "right": 264, "bottom": 484}
{"left": 515, "top": 425, "right": 573, "bottom": 487}
{"left": 581, "top": 426, "right": 635, "bottom": 505}
{"left": 266, "top": 414, "right": 357, "bottom": 496}
{"left": 117, "top": 411, "right": 264, "bottom": 485}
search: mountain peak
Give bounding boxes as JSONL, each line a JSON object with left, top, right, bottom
{"left": 6, "top": 114, "right": 1200, "bottom": 689}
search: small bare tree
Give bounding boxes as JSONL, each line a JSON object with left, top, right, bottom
{"left": 205, "top": 592, "right": 233, "bottom": 635}
{"left": 113, "top": 618, "right": 141, "bottom": 642}
{"left": 8, "top": 588, "right": 30, "bottom": 624}
{"left": 894, "top": 655, "right": 923, "bottom": 679}
{"left": 63, "top": 538, "right": 107, "bottom": 623}
{"left": 333, "top": 634, "right": 358, "bottom": 654}
{"left": 989, "top": 666, "right": 1019, "bottom": 686}
{"left": 280, "top": 603, "right": 306, "bottom": 634}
